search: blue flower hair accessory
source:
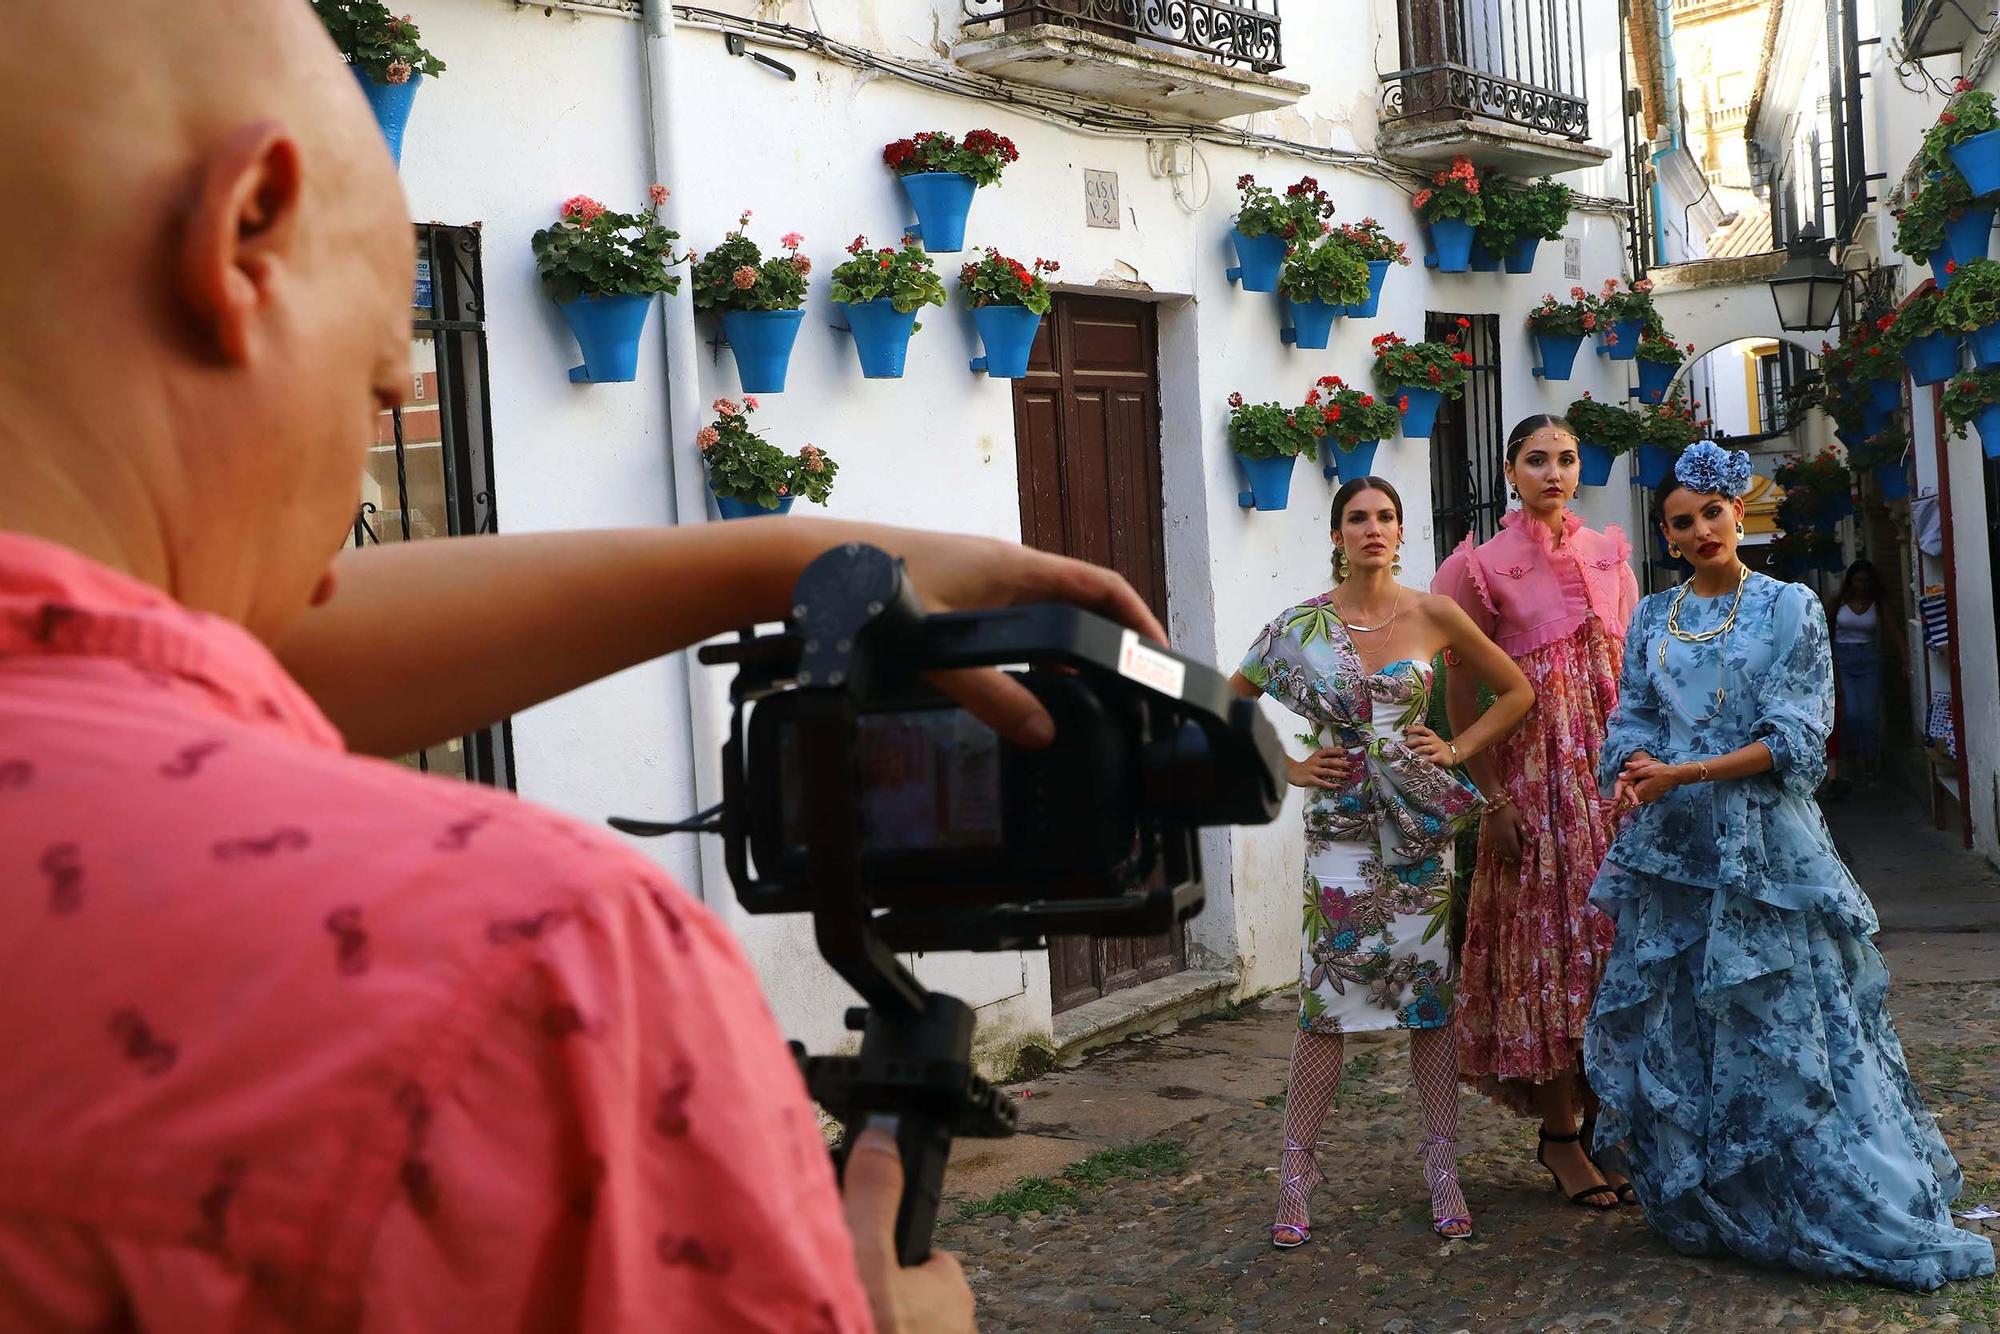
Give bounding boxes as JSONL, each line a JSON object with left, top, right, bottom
{"left": 1673, "top": 440, "right": 1752, "bottom": 497}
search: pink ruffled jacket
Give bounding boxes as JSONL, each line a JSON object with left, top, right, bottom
{"left": 1433, "top": 509, "right": 1640, "bottom": 654}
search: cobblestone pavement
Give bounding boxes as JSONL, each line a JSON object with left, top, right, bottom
{"left": 939, "top": 984, "right": 2000, "bottom": 1333}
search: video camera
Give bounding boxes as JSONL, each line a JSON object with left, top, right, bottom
{"left": 612, "top": 542, "right": 1284, "bottom": 1264}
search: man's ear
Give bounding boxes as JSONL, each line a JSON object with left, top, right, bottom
{"left": 176, "top": 122, "right": 302, "bottom": 365}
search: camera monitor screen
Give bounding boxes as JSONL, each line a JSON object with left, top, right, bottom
{"left": 777, "top": 707, "right": 1006, "bottom": 854}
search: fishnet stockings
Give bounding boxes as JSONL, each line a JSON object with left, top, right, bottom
{"left": 1271, "top": 1025, "right": 1472, "bottom": 1238}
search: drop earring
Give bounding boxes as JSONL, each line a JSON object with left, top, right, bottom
{"left": 1333, "top": 546, "right": 1349, "bottom": 580}
{"left": 1391, "top": 541, "right": 1403, "bottom": 576}
{"left": 1668, "top": 543, "right": 1683, "bottom": 559}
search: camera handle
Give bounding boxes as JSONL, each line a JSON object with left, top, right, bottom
{"left": 785, "top": 544, "right": 1019, "bottom": 1266}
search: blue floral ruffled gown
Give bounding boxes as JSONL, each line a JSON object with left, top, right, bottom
{"left": 1585, "top": 573, "right": 1994, "bottom": 1291}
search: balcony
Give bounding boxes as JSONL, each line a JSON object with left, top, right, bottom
{"left": 1376, "top": 0, "right": 1611, "bottom": 176}
{"left": 954, "top": 1, "right": 1308, "bottom": 123}
{"left": 1902, "top": 0, "right": 1986, "bottom": 60}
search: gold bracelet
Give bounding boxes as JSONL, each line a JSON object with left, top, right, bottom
{"left": 1695, "top": 760, "right": 1711, "bottom": 783}
{"left": 1448, "top": 742, "right": 1462, "bottom": 766}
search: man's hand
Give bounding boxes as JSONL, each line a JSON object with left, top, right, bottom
{"left": 842, "top": 1126, "right": 977, "bottom": 1334}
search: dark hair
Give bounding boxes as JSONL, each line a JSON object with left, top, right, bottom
{"left": 1505, "top": 414, "right": 1576, "bottom": 465}
{"left": 1834, "top": 558, "right": 1878, "bottom": 604}
{"left": 1330, "top": 476, "right": 1405, "bottom": 529}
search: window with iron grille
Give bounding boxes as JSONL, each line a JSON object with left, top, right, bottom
{"left": 1381, "top": 0, "right": 1592, "bottom": 141}
{"left": 960, "top": 0, "right": 1284, "bottom": 71}
{"left": 1428, "top": 312, "right": 1505, "bottom": 565}
{"left": 353, "top": 223, "right": 514, "bottom": 788}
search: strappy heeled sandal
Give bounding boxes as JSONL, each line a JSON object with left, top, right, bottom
{"left": 1581, "top": 1116, "right": 1638, "bottom": 1205}
{"left": 1422, "top": 1133, "right": 1475, "bottom": 1240}
{"left": 1537, "top": 1128, "right": 1619, "bottom": 1210}
{"left": 1270, "top": 1138, "right": 1322, "bottom": 1249}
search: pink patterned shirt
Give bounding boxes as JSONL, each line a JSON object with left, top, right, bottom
{"left": 1433, "top": 509, "right": 1639, "bottom": 656}
{"left": 0, "top": 534, "right": 872, "bottom": 1333}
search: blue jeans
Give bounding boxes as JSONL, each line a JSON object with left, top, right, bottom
{"left": 1835, "top": 638, "right": 1882, "bottom": 766}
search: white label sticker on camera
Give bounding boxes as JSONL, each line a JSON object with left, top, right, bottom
{"left": 1118, "top": 630, "right": 1185, "bottom": 700}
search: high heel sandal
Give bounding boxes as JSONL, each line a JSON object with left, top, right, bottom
{"left": 1536, "top": 1129, "right": 1619, "bottom": 1210}
{"left": 1421, "top": 1133, "right": 1475, "bottom": 1240}
{"left": 1270, "top": 1139, "right": 1322, "bottom": 1249}
{"left": 1580, "top": 1116, "right": 1638, "bottom": 1206}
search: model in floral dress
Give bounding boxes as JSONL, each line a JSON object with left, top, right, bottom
{"left": 1233, "top": 477, "right": 1534, "bottom": 1249}
{"left": 1432, "top": 415, "right": 1639, "bottom": 1210}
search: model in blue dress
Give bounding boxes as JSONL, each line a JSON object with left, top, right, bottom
{"left": 1585, "top": 443, "right": 1995, "bottom": 1292}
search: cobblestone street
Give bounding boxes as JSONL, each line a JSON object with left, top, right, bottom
{"left": 938, "top": 796, "right": 2000, "bottom": 1333}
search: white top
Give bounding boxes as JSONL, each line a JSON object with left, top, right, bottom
{"left": 1835, "top": 600, "right": 1879, "bottom": 645}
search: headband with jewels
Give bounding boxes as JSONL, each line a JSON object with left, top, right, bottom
{"left": 1672, "top": 440, "right": 1753, "bottom": 498}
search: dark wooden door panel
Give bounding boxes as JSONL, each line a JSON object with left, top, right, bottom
{"left": 1015, "top": 294, "right": 1184, "bottom": 1013}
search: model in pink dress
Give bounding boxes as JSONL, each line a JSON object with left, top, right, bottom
{"left": 1432, "top": 415, "right": 1640, "bottom": 1210}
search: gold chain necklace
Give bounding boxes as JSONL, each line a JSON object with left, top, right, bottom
{"left": 1658, "top": 564, "right": 1750, "bottom": 723}
{"left": 1335, "top": 588, "right": 1402, "bottom": 634}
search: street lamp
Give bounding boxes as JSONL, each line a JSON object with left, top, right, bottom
{"left": 1767, "top": 223, "right": 1846, "bottom": 332}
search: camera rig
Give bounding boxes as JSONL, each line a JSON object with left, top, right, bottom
{"left": 612, "top": 542, "right": 1283, "bottom": 1264}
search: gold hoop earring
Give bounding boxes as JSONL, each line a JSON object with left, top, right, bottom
{"left": 1668, "top": 543, "right": 1683, "bottom": 559}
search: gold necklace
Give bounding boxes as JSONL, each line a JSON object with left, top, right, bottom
{"left": 1658, "top": 565, "right": 1750, "bottom": 722}
{"left": 1336, "top": 588, "right": 1402, "bottom": 634}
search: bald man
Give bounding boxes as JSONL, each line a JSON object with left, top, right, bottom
{"left": 0, "top": 4, "right": 1167, "bottom": 1330}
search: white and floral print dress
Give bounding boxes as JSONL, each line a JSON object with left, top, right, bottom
{"left": 1242, "top": 595, "right": 1484, "bottom": 1034}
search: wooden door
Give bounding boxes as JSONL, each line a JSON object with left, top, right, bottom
{"left": 1012, "top": 294, "right": 1183, "bottom": 1014}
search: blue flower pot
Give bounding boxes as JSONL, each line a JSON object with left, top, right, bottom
{"left": 1948, "top": 129, "right": 2000, "bottom": 200}
{"left": 1636, "top": 357, "right": 1676, "bottom": 404}
{"left": 1875, "top": 463, "right": 1911, "bottom": 500}
{"left": 1324, "top": 438, "right": 1380, "bottom": 484}
{"left": 1976, "top": 402, "right": 2000, "bottom": 460}
{"left": 1468, "top": 238, "right": 1502, "bottom": 272}
{"left": 1344, "top": 259, "right": 1392, "bottom": 317}
{"left": 720, "top": 308, "right": 806, "bottom": 393}
{"left": 353, "top": 67, "right": 421, "bottom": 166}
{"left": 1282, "top": 297, "right": 1343, "bottom": 349}
{"left": 841, "top": 299, "right": 920, "bottom": 379}
{"left": 1578, "top": 442, "right": 1615, "bottom": 487}
{"left": 1869, "top": 377, "right": 1903, "bottom": 412}
{"left": 1397, "top": 384, "right": 1444, "bottom": 438}
{"left": 1835, "top": 425, "right": 1861, "bottom": 449}
{"left": 1970, "top": 321, "right": 2000, "bottom": 370}
{"left": 1237, "top": 453, "right": 1298, "bottom": 511}
{"left": 1904, "top": 330, "right": 1962, "bottom": 386}
{"left": 714, "top": 491, "right": 797, "bottom": 520}
{"left": 1505, "top": 236, "right": 1541, "bottom": 274}
{"left": 1944, "top": 206, "right": 1996, "bottom": 270}
{"left": 1931, "top": 248, "right": 1957, "bottom": 289}
{"left": 969, "top": 303, "right": 1043, "bottom": 379}
{"left": 1599, "top": 318, "right": 1643, "bottom": 361}
{"left": 1532, "top": 331, "right": 1584, "bottom": 381}
{"left": 1862, "top": 403, "right": 1892, "bottom": 439}
{"left": 1634, "top": 443, "right": 1675, "bottom": 489}
{"left": 1824, "top": 490, "right": 1855, "bottom": 522}
{"left": 1427, "top": 218, "right": 1476, "bottom": 273}
{"left": 1228, "top": 226, "right": 1288, "bottom": 292}
{"left": 558, "top": 293, "right": 655, "bottom": 384}
{"left": 900, "top": 172, "right": 977, "bottom": 254}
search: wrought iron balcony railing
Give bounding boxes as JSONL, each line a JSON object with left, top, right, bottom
{"left": 960, "top": 1, "right": 1284, "bottom": 74}
{"left": 1380, "top": 0, "right": 1591, "bottom": 141}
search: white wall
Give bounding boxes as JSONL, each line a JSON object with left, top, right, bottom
{"left": 384, "top": 0, "right": 1651, "bottom": 1056}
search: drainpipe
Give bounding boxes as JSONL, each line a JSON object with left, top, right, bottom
{"left": 1651, "top": 0, "right": 1681, "bottom": 266}
{"left": 640, "top": 0, "right": 710, "bottom": 901}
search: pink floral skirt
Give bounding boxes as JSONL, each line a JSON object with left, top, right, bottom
{"left": 1456, "top": 616, "right": 1622, "bottom": 1117}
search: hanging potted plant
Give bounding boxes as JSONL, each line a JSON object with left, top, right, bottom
{"left": 1592, "top": 277, "right": 1655, "bottom": 360}
{"left": 1526, "top": 289, "right": 1595, "bottom": 381}
{"left": 1943, "top": 366, "right": 2000, "bottom": 459}
{"left": 1565, "top": 393, "right": 1639, "bottom": 487}
{"left": 1927, "top": 84, "right": 2000, "bottom": 199}
{"left": 883, "top": 129, "right": 1020, "bottom": 254}
{"left": 1632, "top": 391, "right": 1706, "bottom": 488}
{"left": 1468, "top": 180, "right": 1520, "bottom": 272}
{"left": 1311, "top": 376, "right": 1401, "bottom": 483}
{"left": 312, "top": 1, "right": 445, "bottom": 166}
{"left": 1768, "top": 526, "right": 1842, "bottom": 578}
{"left": 1882, "top": 290, "right": 1962, "bottom": 386}
{"left": 1633, "top": 330, "right": 1692, "bottom": 405}
{"left": 1329, "top": 218, "right": 1410, "bottom": 317}
{"left": 1277, "top": 232, "right": 1371, "bottom": 349}
{"left": 1499, "top": 178, "right": 1571, "bottom": 273}
{"left": 1228, "top": 174, "right": 1336, "bottom": 292}
{"left": 1775, "top": 447, "right": 1855, "bottom": 525}
{"left": 1933, "top": 256, "right": 2000, "bottom": 368}
{"left": 697, "top": 397, "right": 838, "bottom": 519}
{"left": 1413, "top": 156, "right": 1485, "bottom": 273}
{"left": 960, "top": 248, "right": 1058, "bottom": 379}
{"left": 1227, "top": 390, "right": 1323, "bottom": 512}
{"left": 692, "top": 212, "right": 812, "bottom": 393}
{"left": 1895, "top": 168, "right": 1991, "bottom": 285}
{"left": 828, "top": 234, "right": 947, "bottom": 379}
{"left": 531, "top": 189, "right": 683, "bottom": 385}
{"left": 1371, "top": 327, "right": 1472, "bottom": 439}
{"left": 1847, "top": 417, "right": 1913, "bottom": 501}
